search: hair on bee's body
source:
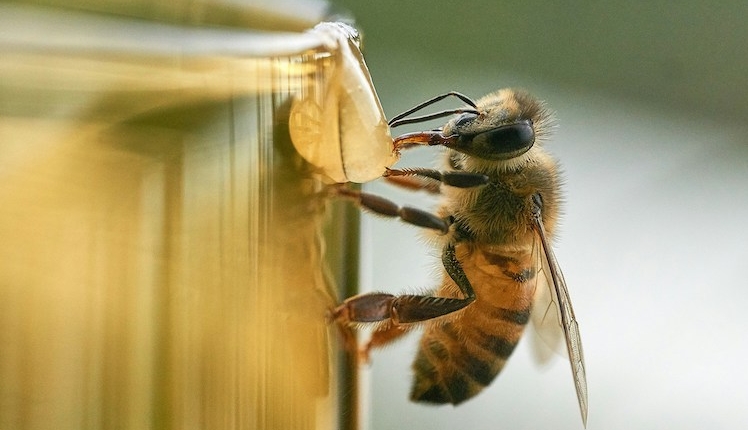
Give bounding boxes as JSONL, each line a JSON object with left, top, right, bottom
{"left": 409, "top": 90, "right": 563, "bottom": 403}
{"left": 332, "top": 89, "right": 588, "bottom": 425}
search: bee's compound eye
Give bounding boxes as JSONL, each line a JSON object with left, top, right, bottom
{"left": 469, "top": 120, "right": 535, "bottom": 160}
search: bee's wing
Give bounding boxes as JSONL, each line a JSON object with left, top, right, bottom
{"left": 528, "top": 231, "right": 562, "bottom": 358}
{"left": 531, "top": 214, "right": 588, "bottom": 426}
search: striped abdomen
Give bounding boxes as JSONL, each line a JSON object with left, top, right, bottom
{"left": 410, "top": 243, "right": 537, "bottom": 404}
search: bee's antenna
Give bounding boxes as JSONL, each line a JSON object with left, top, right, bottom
{"left": 389, "top": 108, "right": 480, "bottom": 128}
{"left": 388, "top": 91, "right": 479, "bottom": 127}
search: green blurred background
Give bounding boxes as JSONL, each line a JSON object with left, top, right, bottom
{"left": 336, "top": 0, "right": 748, "bottom": 122}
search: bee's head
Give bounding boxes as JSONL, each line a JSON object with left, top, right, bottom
{"left": 441, "top": 89, "right": 553, "bottom": 161}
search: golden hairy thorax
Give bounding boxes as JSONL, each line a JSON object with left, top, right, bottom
{"left": 439, "top": 145, "right": 562, "bottom": 245}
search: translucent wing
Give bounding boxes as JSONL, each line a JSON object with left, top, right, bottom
{"left": 529, "top": 239, "right": 563, "bottom": 362}
{"left": 531, "top": 210, "right": 588, "bottom": 426}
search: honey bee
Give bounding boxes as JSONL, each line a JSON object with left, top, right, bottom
{"left": 331, "top": 89, "right": 588, "bottom": 425}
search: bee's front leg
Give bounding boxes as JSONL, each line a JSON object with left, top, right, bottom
{"left": 385, "top": 167, "right": 488, "bottom": 189}
{"left": 381, "top": 167, "right": 488, "bottom": 193}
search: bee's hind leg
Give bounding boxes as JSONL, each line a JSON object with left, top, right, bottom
{"left": 329, "top": 170, "right": 484, "bottom": 359}
{"left": 331, "top": 243, "right": 476, "bottom": 359}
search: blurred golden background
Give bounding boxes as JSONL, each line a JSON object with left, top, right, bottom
{"left": 1, "top": 2, "right": 360, "bottom": 430}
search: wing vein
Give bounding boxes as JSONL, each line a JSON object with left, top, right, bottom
{"left": 533, "top": 211, "right": 589, "bottom": 427}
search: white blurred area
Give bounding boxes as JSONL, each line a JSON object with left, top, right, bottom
{"left": 341, "top": 1, "right": 748, "bottom": 428}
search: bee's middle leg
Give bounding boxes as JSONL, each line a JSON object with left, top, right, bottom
{"left": 332, "top": 185, "right": 452, "bottom": 233}
{"left": 330, "top": 165, "right": 486, "bottom": 232}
